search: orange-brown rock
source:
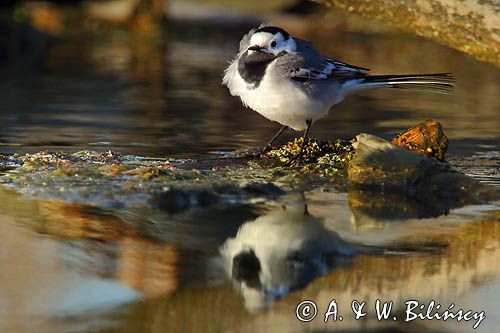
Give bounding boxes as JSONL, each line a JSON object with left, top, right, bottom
{"left": 391, "top": 119, "right": 448, "bottom": 161}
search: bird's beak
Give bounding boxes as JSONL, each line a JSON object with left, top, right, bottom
{"left": 248, "top": 45, "right": 266, "bottom": 53}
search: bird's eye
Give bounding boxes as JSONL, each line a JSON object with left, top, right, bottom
{"left": 270, "top": 41, "right": 277, "bottom": 47}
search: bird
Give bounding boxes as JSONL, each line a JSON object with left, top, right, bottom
{"left": 222, "top": 24, "right": 454, "bottom": 164}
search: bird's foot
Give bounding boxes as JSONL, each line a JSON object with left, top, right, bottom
{"left": 257, "top": 144, "right": 273, "bottom": 157}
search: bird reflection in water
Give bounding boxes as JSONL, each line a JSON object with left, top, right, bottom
{"left": 219, "top": 194, "right": 446, "bottom": 311}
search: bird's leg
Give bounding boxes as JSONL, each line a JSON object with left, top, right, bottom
{"left": 289, "top": 119, "right": 312, "bottom": 166}
{"left": 259, "top": 125, "right": 288, "bottom": 155}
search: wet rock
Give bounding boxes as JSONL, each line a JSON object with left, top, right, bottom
{"left": 248, "top": 137, "right": 356, "bottom": 187}
{"left": 316, "top": 0, "right": 500, "bottom": 68}
{"left": 349, "top": 134, "right": 437, "bottom": 190}
{"left": 262, "top": 137, "right": 355, "bottom": 169}
{"left": 348, "top": 134, "right": 497, "bottom": 202}
{"left": 391, "top": 119, "right": 448, "bottom": 160}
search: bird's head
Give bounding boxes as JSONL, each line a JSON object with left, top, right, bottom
{"left": 247, "top": 26, "right": 297, "bottom": 56}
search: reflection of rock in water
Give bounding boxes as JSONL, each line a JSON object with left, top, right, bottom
{"left": 38, "top": 201, "right": 180, "bottom": 298}
{"left": 348, "top": 190, "right": 457, "bottom": 227}
{"left": 62, "top": 237, "right": 180, "bottom": 298}
{"left": 38, "top": 202, "right": 131, "bottom": 239}
{"left": 219, "top": 194, "right": 445, "bottom": 311}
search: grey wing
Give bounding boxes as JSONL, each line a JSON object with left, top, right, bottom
{"left": 276, "top": 38, "right": 369, "bottom": 82}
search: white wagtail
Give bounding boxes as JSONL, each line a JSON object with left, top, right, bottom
{"left": 222, "top": 25, "right": 454, "bottom": 163}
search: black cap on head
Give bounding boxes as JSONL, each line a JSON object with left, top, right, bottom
{"left": 254, "top": 26, "right": 290, "bottom": 40}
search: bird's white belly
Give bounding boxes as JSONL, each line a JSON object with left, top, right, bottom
{"left": 234, "top": 71, "right": 329, "bottom": 131}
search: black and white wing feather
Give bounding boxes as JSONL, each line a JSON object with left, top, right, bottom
{"left": 275, "top": 38, "right": 369, "bottom": 82}
{"left": 275, "top": 38, "right": 453, "bottom": 93}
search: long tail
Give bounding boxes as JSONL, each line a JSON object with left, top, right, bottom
{"left": 346, "top": 73, "right": 455, "bottom": 94}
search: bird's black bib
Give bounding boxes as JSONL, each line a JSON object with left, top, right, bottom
{"left": 238, "top": 51, "right": 276, "bottom": 88}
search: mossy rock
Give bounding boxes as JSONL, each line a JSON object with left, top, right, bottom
{"left": 258, "top": 137, "right": 355, "bottom": 170}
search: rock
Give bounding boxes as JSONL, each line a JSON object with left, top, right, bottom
{"left": 349, "top": 133, "right": 438, "bottom": 190}
{"left": 391, "top": 119, "right": 448, "bottom": 160}
{"left": 316, "top": 0, "right": 500, "bottom": 68}
{"left": 262, "top": 137, "right": 355, "bottom": 168}
{"left": 348, "top": 134, "right": 497, "bottom": 202}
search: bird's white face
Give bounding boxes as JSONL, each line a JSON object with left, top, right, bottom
{"left": 247, "top": 31, "right": 297, "bottom": 56}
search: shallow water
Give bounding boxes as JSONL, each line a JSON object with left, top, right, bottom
{"left": 0, "top": 4, "right": 499, "bottom": 333}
